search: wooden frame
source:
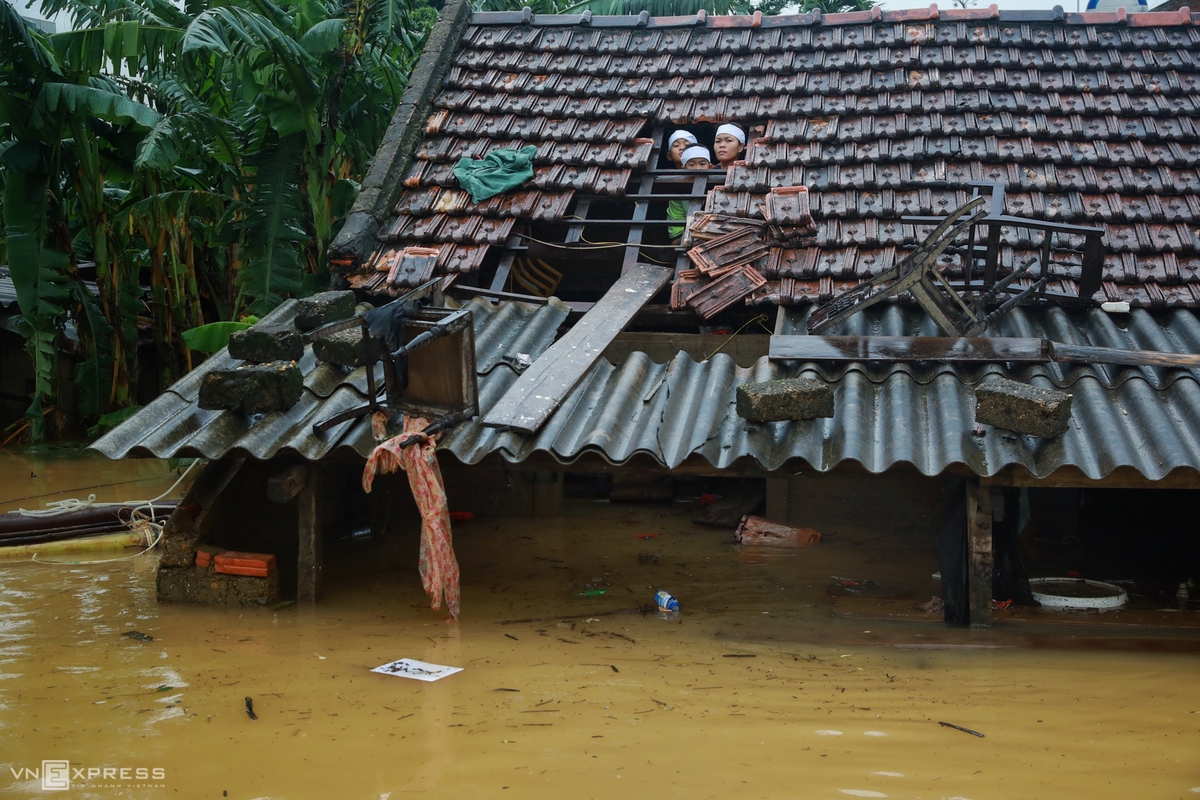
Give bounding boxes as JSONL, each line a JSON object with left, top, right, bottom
{"left": 389, "top": 307, "right": 478, "bottom": 422}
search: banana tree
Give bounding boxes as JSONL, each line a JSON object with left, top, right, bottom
{"left": 2, "top": 0, "right": 436, "bottom": 438}
{"left": 178, "top": 0, "right": 433, "bottom": 314}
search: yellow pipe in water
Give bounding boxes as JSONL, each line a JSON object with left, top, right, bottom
{"left": 0, "top": 532, "right": 143, "bottom": 560}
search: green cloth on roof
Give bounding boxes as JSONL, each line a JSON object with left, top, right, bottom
{"left": 452, "top": 145, "right": 539, "bottom": 203}
{"left": 667, "top": 199, "right": 688, "bottom": 240}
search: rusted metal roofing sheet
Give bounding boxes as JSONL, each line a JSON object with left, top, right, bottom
{"left": 90, "top": 296, "right": 1200, "bottom": 482}
{"left": 87, "top": 297, "right": 569, "bottom": 462}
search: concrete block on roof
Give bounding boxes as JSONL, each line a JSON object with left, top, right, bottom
{"left": 228, "top": 323, "right": 304, "bottom": 364}
{"left": 198, "top": 362, "right": 303, "bottom": 415}
{"left": 312, "top": 327, "right": 381, "bottom": 367}
{"left": 294, "top": 290, "right": 356, "bottom": 331}
{"left": 736, "top": 376, "right": 834, "bottom": 422}
{"left": 974, "top": 377, "right": 1073, "bottom": 439}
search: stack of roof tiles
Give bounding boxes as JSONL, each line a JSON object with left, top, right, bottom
{"left": 344, "top": 4, "right": 1200, "bottom": 310}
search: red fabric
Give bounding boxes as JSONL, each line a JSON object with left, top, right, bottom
{"left": 362, "top": 412, "right": 461, "bottom": 617}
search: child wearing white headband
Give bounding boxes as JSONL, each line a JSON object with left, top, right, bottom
{"left": 667, "top": 129, "right": 698, "bottom": 167}
{"left": 713, "top": 123, "right": 746, "bottom": 167}
{"left": 667, "top": 146, "right": 713, "bottom": 240}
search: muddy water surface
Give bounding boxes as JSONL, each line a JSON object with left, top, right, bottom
{"left": 2, "top": 459, "right": 1200, "bottom": 799}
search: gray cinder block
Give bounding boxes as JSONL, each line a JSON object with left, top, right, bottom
{"left": 228, "top": 323, "right": 304, "bottom": 363}
{"left": 294, "top": 290, "right": 356, "bottom": 331}
{"left": 198, "top": 362, "right": 303, "bottom": 415}
{"left": 312, "top": 326, "right": 380, "bottom": 367}
{"left": 736, "top": 377, "right": 834, "bottom": 422}
{"left": 974, "top": 377, "right": 1072, "bottom": 438}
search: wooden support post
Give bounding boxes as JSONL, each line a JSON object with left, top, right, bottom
{"left": 489, "top": 234, "right": 524, "bottom": 293}
{"left": 297, "top": 464, "right": 323, "bottom": 604}
{"left": 965, "top": 480, "right": 993, "bottom": 628}
{"left": 268, "top": 464, "right": 307, "bottom": 503}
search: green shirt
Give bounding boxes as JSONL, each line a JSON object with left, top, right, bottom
{"left": 667, "top": 200, "right": 688, "bottom": 240}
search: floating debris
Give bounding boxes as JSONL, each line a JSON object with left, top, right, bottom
{"left": 938, "top": 721, "right": 984, "bottom": 738}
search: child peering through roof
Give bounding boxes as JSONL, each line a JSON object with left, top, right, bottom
{"left": 666, "top": 129, "right": 698, "bottom": 167}
{"left": 667, "top": 145, "right": 713, "bottom": 241}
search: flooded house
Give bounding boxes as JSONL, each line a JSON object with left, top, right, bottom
{"left": 91, "top": 0, "right": 1200, "bottom": 627}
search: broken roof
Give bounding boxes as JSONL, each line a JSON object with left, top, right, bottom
{"left": 88, "top": 296, "right": 1200, "bottom": 482}
{"left": 331, "top": 1, "right": 1200, "bottom": 312}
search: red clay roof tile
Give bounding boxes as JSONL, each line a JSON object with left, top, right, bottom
{"left": 343, "top": 9, "right": 1200, "bottom": 307}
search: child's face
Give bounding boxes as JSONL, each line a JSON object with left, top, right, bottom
{"left": 669, "top": 137, "right": 691, "bottom": 166}
{"left": 713, "top": 133, "right": 743, "bottom": 165}
{"left": 684, "top": 156, "right": 711, "bottom": 169}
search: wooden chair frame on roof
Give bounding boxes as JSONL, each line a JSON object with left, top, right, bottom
{"left": 807, "top": 183, "right": 1107, "bottom": 337}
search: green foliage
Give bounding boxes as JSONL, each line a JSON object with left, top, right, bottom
{"left": 236, "top": 132, "right": 308, "bottom": 313}
{"left": 797, "top": 0, "right": 875, "bottom": 12}
{"left": 87, "top": 405, "right": 143, "bottom": 438}
{"left": 2, "top": 0, "right": 437, "bottom": 438}
{"left": 71, "top": 281, "right": 115, "bottom": 418}
{"left": 180, "top": 320, "right": 252, "bottom": 352}
{"left": 3, "top": 167, "right": 70, "bottom": 424}
{"left": 36, "top": 81, "right": 163, "bottom": 128}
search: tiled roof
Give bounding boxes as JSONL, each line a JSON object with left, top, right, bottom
{"left": 340, "top": 4, "right": 1200, "bottom": 310}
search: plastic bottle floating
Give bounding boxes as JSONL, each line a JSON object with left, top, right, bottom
{"left": 654, "top": 590, "right": 680, "bottom": 618}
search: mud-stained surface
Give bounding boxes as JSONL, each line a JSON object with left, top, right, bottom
{"left": 2, "top": 479, "right": 1200, "bottom": 799}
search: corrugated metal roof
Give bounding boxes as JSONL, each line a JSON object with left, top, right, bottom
{"left": 439, "top": 305, "right": 1200, "bottom": 481}
{"left": 88, "top": 296, "right": 570, "bottom": 461}
{"left": 89, "top": 297, "right": 1200, "bottom": 482}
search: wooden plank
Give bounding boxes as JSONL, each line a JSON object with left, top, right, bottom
{"left": 297, "top": 464, "right": 322, "bottom": 604}
{"left": 446, "top": 284, "right": 550, "bottom": 305}
{"left": 622, "top": 176, "right": 653, "bottom": 274}
{"left": 489, "top": 234, "right": 523, "bottom": 293}
{"left": 965, "top": 481, "right": 993, "bottom": 628}
{"left": 192, "top": 457, "right": 245, "bottom": 510}
{"left": 267, "top": 464, "right": 307, "bottom": 504}
{"left": 564, "top": 198, "right": 591, "bottom": 245}
{"left": 770, "top": 335, "right": 1048, "bottom": 362}
{"left": 1049, "top": 342, "right": 1200, "bottom": 370}
{"left": 770, "top": 335, "right": 1200, "bottom": 370}
{"left": 481, "top": 264, "right": 672, "bottom": 433}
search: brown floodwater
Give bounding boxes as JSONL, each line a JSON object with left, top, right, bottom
{"left": 2, "top": 454, "right": 1200, "bottom": 799}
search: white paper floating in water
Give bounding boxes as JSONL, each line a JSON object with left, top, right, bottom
{"left": 871, "top": 772, "right": 904, "bottom": 777}
{"left": 863, "top": 730, "right": 888, "bottom": 737}
{"left": 839, "top": 791, "right": 887, "bottom": 798}
{"left": 372, "top": 658, "right": 462, "bottom": 682}
{"left": 815, "top": 729, "right": 844, "bottom": 736}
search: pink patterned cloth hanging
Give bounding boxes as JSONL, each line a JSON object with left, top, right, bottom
{"left": 362, "top": 412, "right": 461, "bottom": 617}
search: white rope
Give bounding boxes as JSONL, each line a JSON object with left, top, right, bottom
{"left": 9, "top": 460, "right": 201, "bottom": 566}
{"left": 31, "top": 515, "right": 166, "bottom": 565}
{"left": 14, "top": 459, "right": 202, "bottom": 525}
